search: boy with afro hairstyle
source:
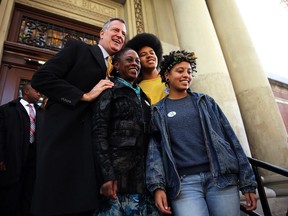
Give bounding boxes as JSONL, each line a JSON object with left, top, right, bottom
{"left": 126, "top": 33, "right": 168, "bottom": 104}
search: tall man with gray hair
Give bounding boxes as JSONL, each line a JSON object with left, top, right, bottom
{"left": 31, "top": 18, "right": 127, "bottom": 216}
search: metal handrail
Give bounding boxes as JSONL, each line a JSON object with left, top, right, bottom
{"left": 240, "top": 204, "right": 262, "bottom": 216}
{"left": 248, "top": 157, "right": 288, "bottom": 177}
{"left": 240, "top": 157, "right": 288, "bottom": 216}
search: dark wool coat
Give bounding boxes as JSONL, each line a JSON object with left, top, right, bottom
{"left": 0, "top": 99, "right": 40, "bottom": 186}
{"left": 31, "top": 39, "right": 106, "bottom": 215}
{"left": 92, "top": 80, "right": 151, "bottom": 195}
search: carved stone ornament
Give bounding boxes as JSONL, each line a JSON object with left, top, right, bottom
{"left": 16, "top": 0, "right": 124, "bottom": 26}
{"left": 134, "top": 0, "right": 144, "bottom": 33}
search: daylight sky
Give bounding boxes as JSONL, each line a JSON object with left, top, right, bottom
{"left": 236, "top": 0, "right": 288, "bottom": 83}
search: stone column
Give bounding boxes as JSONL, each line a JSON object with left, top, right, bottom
{"left": 170, "top": 0, "right": 252, "bottom": 155}
{"left": 0, "top": 0, "right": 15, "bottom": 62}
{"left": 206, "top": 0, "right": 288, "bottom": 170}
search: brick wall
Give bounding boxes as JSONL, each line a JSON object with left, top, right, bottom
{"left": 269, "top": 79, "right": 288, "bottom": 133}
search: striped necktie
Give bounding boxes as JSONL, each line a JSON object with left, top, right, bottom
{"left": 27, "top": 104, "right": 36, "bottom": 143}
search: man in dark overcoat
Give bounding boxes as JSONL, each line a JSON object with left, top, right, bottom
{"left": 30, "top": 18, "right": 127, "bottom": 216}
{"left": 0, "top": 84, "right": 41, "bottom": 215}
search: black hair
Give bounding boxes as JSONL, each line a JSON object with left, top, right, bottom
{"left": 110, "top": 47, "right": 135, "bottom": 77}
{"left": 125, "top": 33, "right": 163, "bottom": 68}
{"left": 159, "top": 50, "right": 197, "bottom": 83}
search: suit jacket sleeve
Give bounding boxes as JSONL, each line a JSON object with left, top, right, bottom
{"left": 31, "top": 40, "right": 88, "bottom": 107}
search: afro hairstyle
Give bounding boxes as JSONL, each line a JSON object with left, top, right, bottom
{"left": 159, "top": 50, "right": 197, "bottom": 83}
{"left": 125, "top": 33, "right": 163, "bottom": 68}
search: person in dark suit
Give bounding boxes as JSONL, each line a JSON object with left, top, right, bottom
{"left": 30, "top": 18, "right": 127, "bottom": 216}
{"left": 0, "top": 83, "right": 41, "bottom": 216}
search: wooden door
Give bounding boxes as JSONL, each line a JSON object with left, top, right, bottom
{"left": 0, "top": 41, "right": 53, "bottom": 105}
{"left": 0, "top": 64, "right": 35, "bottom": 105}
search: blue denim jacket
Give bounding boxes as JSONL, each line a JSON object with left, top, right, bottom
{"left": 146, "top": 92, "right": 257, "bottom": 200}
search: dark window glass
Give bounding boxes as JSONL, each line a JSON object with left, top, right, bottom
{"left": 18, "top": 16, "right": 99, "bottom": 51}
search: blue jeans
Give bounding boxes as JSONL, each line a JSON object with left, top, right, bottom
{"left": 171, "top": 172, "right": 240, "bottom": 216}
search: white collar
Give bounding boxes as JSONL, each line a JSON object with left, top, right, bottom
{"left": 98, "top": 44, "right": 109, "bottom": 59}
{"left": 20, "top": 98, "right": 30, "bottom": 107}
{"left": 20, "top": 99, "right": 35, "bottom": 114}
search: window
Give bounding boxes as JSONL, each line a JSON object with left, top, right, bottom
{"left": 7, "top": 3, "right": 101, "bottom": 51}
{"left": 18, "top": 16, "right": 99, "bottom": 51}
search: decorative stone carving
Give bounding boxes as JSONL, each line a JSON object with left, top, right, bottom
{"left": 16, "top": 0, "right": 123, "bottom": 26}
{"left": 134, "top": 0, "right": 144, "bottom": 33}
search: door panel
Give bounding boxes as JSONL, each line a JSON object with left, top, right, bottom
{"left": 0, "top": 64, "right": 34, "bottom": 105}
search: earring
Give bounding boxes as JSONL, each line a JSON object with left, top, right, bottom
{"left": 165, "top": 78, "right": 170, "bottom": 87}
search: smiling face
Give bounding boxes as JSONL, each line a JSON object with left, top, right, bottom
{"left": 165, "top": 61, "right": 193, "bottom": 93}
{"left": 114, "top": 49, "right": 141, "bottom": 84}
{"left": 99, "top": 20, "right": 127, "bottom": 55}
{"left": 138, "top": 46, "right": 158, "bottom": 71}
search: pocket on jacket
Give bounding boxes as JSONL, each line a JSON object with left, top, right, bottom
{"left": 211, "top": 130, "right": 239, "bottom": 174}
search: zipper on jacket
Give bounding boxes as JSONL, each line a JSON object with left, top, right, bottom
{"left": 156, "top": 107, "right": 181, "bottom": 198}
{"left": 197, "top": 96, "right": 217, "bottom": 178}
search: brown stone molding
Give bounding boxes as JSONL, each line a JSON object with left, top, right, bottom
{"left": 2, "top": 41, "right": 55, "bottom": 69}
{"left": 134, "top": 0, "right": 144, "bottom": 33}
{"left": 16, "top": 0, "right": 123, "bottom": 25}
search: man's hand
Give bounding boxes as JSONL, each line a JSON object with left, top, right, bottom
{"left": 100, "top": 180, "right": 118, "bottom": 199}
{"left": 154, "top": 189, "right": 172, "bottom": 214}
{"left": 81, "top": 79, "right": 114, "bottom": 102}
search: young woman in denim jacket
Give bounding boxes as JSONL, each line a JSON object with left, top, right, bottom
{"left": 92, "top": 47, "right": 160, "bottom": 215}
{"left": 146, "top": 50, "right": 257, "bottom": 216}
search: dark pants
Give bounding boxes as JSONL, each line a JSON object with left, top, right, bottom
{"left": 0, "top": 144, "right": 36, "bottom": 216}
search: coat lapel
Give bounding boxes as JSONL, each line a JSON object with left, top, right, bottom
{"left": 89, "top": 45, "right": 107, "bottom": 74}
